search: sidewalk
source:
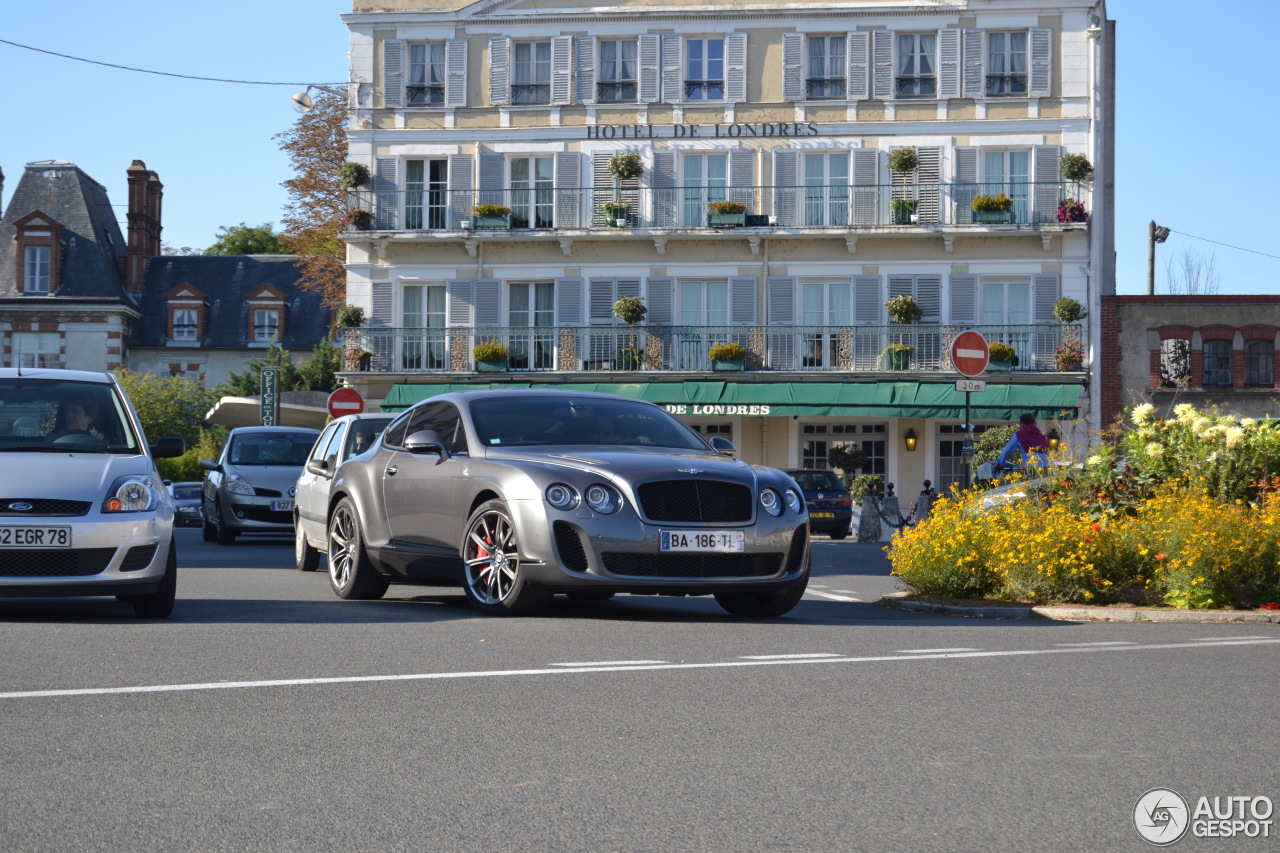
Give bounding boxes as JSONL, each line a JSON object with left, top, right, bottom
{"left": 881, "top": 592, "right": 1280, "bottom": 624}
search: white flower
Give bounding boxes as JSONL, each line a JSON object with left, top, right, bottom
{"left": 1131, "top": 403, "right": 1156, "bottom": 424}
{"left": 1086, "top": 454, "right": 1102, "bottom": 467}
{"left": 1174, "top": 403, "right": 1196, "bottom": 421}
{"left": 1241, "top": 418, "right": 1257, "bottom": 428}
{"left": 1225, "top": 427, "right": 1245, "bottom": 449}
{"left": 1145, "top": 442, "right": 1163, "bottom": 458}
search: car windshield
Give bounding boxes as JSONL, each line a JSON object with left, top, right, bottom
{"left": 791, "top": 471, "right": 845, "bottom": 491}
{"left": 171, "top": 484, "right": 202, "bottom": 500}
{"left": 0, "top": 378, "right": 140, "bottom": 454}
{"left": 470, "top": 396, "right": 711, "bottom": 451}
{"left": 228, "top": 433, "right": 316, "bottom": 466}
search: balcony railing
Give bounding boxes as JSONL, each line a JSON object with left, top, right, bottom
{"left": 344, "top": 181, "right": 1089, "bottom": 233}
{"left": 341, "top": 323, "right": 1082, "bottom": 375}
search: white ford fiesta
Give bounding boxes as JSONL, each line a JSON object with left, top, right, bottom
{"left": 0, "top": 368, "right": 186, "bottom": 618}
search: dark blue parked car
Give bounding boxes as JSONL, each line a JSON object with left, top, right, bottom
{"left": 785, "top": 469, "right": 852, "bottom": 540}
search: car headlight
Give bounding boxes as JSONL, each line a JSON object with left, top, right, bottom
{"left": 584, "top": 483, "right": 622, "bottom": 514}
{"left": 784, "top": 489, "right": 803, "bottom": 514}
{"left": 225, "top": 473, "right": 256, "bottom": 496}
{"left": 102, "top": 476, "right": 159, "bottom": 513}
{"left": 545, "top": 483, "right": 580, "bottom": 510}
{"left": 760, "top": 488, "right": 782, "bottom": 517}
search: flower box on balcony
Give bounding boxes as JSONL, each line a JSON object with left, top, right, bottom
{"left": 472, "top": 204, "right": 511, "bottom": 230}
{"left": 475, "top": 359, "right": 508, "bottom": 373}
{"left": 616, "top": 349, "right": 644, "bottom": 370}
{"left": 972, "top": 209, "right": 1014, "bottom": 224}
{"left": 707, "top": 201, "right": 747, "bottom": 228}
{"left": 474, "top": 215, "right": 510, "bottom": 229}
{"left": 711, "top": 358, "right": 745, "bottom": 372}
{"left": 891, "top": 199, "right": 919, "bottom": 225}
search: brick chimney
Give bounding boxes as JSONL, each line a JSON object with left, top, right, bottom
{"left": 126, "top": 160, "right": 163, "bottom": 296}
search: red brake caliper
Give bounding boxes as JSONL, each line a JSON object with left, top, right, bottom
{"left": 476, "top": 520, "right": 493, "bottom": 588}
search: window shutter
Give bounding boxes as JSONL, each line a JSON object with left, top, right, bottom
{"left": 916, "top": 146, "right": 942, "bottom": 224}
{"left": 384, "top": 39, "right": 404, "bottom": 108}
{"left": 854, "top": 275, "right": 881, "bottom": 324}
{"left": 783, "top": 33, "right": 804, "bottom": 101}
{"left": 374, "top": 157, "right": 397, "bottom": 230}
{"left": 847, "top": 32, "right": 870, "bottom": 100}
{"left": 447, "top": 154, "right": 473, "bottom": 228}
{"left": 478, "top": 152, "right": 505, "bottom": 208}
{"left": 652, "top": 151, "right": 678, "bottom": 227}
{"left": 1029, "top": 27, "right": 1052, "bottom": 97}
{"left": 489, "top": 37, "right": 510, "bottom": 105}
{"left": 729, "top": 277, "right": 757, "bottom": 324}
{"left": 646, "top": 276, "right": 675, "bottom": 325}
{"left": 767, "top": 276, "right": 795, "bottom": 323}
{"left": 639, "top": 34, "right": 661, "bottom": 103}
{"left": 851, "top": 148, "right": 878, "bottom": 227}
{"left": 552, "top": 36, "right": 573, "bottom": 105}
{"left": 949, "top": 274, "right": 976, "bottom": 324}
{"left": 661, "top": 35, "right": 682, "bottom": 103}
{"left": 725, "top": 33, "right": 747, "bottom": 103}
{"left": 371, "top": 281, "right": 393, "bottom": 327}
{"left": 592, "top": 153, "right": 613, "bottom": 227}
{"left": 917, "top": 275, "right": 941, "bottom": 321}
{"left": 962, "top": 29, "right": 984, "bottom": 98}
{"left": 447, "top": 279, "right": 475, "bottom": 326}
{"left": 772, "top": 149, "right": 799, "bottom": 227}
{"left": 589, "top": 278, "right": 617, "bottom": 323}
{"left": 555, "top": 276, "right": 583, "bottom": 325}
{"left": 576, "top": 37, "right": 596, "bottom": 105}
{"left": 617, "top": 278, "right": 641, "bottom": 301}
{"left": 554, "top": 151, "right": 581, "bottom": 228}
{"left": 1033, "top": 273, "right": 1061, "bottom": 368}
{"left": 1033, "top": 274, "right": 1059, "bottom": 321}
{"left": 474, "top": 279, "right": 501, "bottom": 326}
{"left": 954, "top": 146, "right": 978, "bottom": 224}
{"left": 445, "top": 39, "right": 467, "bottom": 107}
{"left": 729, "top": 149, "right": 755, "bottom": 209}
{"left": 937, "top": 29, "right": 961, "bottom": 98}
{"left": 872, "top": 30, "right": 894, "bottom": 100}
{"left": 1032, "top": 145, "right": 1061, "bottom": 224}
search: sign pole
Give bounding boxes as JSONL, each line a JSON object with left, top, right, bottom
{"left": 964, "top": 390, "right": 972, "bottom": 490}
{"left": 260, "top": 367, "right": 279, "bottom": 426}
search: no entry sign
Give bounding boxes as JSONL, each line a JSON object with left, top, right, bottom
{"left": 327, "top": 386, "right": 365, "bottom": 418}
{"left": 951, "top": 330, "right": 990, "bottom": 377}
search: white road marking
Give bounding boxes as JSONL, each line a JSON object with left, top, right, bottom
{"left": 3, "top": 638, "right": 1278, "bottom": 701}
{"left": 740, "top": 653, "right": 843, "bottom": 660}
{"left": 1187, "top": 635, "right": 1275, "bottom": 642}
{"left": 806, "top": 589, "right": 862, "bottom": 602}
{"left": 896, "top": 647, "right": 981, "bottom": 654}
{"left": 550, "top": 660, "right": 667, "bottom": 667}
{"left": 1054, "top": 641, "right": 1138, "bottom": 647}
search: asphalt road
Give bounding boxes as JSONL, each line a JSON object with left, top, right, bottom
{"left": 1, "top": 528, "right": 1277, "bottom": 852}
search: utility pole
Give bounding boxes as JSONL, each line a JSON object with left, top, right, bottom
{"left": 1148, "top": 220, "right": 1170, "bottom": 295}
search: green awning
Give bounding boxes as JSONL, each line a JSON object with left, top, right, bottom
{"left": 380, "top": 379, "right": 1081, "bottom": 420}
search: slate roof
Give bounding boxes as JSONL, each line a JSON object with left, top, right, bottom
{"left": 130, "top": 254, "right": 332, "bottom": 349}
{"left": 0, "top": 161, "right": 129, "bottom": 300}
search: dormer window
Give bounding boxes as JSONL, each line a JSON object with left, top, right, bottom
{"left": 13, "top": 211, "right": 61, "bottom": 295}
{"left": 164, "top": 283, "right": 207, "bottom": 345}
{"left": 254, "top": 309, "right": 280, "bottom": 341}
{"left": 23, "top": 247, "right": 50, "bottom": 294}
{"left": 246, "top": 283, "right": 287, "bottom": 346}
{"left": 173, "top": 308, "right": 198, "bottom": 340}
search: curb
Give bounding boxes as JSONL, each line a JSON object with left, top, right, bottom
{"left": 880, "top": 593, "right": 1280, "bottom": 624}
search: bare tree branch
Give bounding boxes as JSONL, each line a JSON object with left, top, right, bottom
{"left": 1162, "top": 247, "right": 1222, "bottom": 295}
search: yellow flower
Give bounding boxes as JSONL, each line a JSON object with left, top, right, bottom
{"left": 1145, "top": 442, "right": 1163, "bottom": 458}
{"left": 1131, "top": 403, "right": 1156, "bottom": 424}
{"left": 1224, "top": 427, "right": 1244, "bottom": 448}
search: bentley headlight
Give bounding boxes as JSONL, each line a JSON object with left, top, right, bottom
{"left": 585, "top": 484, "right": 622, "bottom": 514}
{"left": 784, "top": 489, "right": 803, "bottom": 514}
{"left": 102, "top": 476, "right": 158, "bottom": 513}
{"left": 760, "top": 488, "right": 782, "bottom": 517}
{"left": 545, "top": 483, "right": 579, "bottom": 510}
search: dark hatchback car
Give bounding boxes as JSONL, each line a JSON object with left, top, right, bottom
{"left": 785, "top": 469, "right": 852, "bottom": 540}
{"left": 167, "top": 481, "right": 204, "bottom": 527}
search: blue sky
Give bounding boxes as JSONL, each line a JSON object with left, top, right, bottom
{"left": 3, "top": 0, "right": 1276, "bottom": 295}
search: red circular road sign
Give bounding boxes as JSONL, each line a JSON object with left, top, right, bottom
{"left": 327, "top": 386, "right": 365, "bottom": 418}
{"left": 951, "top": 330, "right": 990, "bottom": 377}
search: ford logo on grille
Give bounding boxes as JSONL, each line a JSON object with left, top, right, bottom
{"left": 8, "top": 501, "right": 34, "bottom": 512}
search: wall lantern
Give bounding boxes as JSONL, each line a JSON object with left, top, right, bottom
{"left": 904, "top": 428, "right": 918, "bottom": 452}
{"left": 1048, "top": 429, "right": 1060, "bottom": 451}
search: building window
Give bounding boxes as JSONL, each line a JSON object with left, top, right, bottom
{"left": 1202, "top": 339, "right": 1233, "bottom": 387}
{"left": 172, "top": 308, "right": 198, "bottom": 340}
{"left": 685, "top": 38, "right": 725, "bottom": 101}
{"left": 512, "top": 41, "right": 551, "bottom": 105}
{"left": 598, "top": 39, "right": 638, "bottom": 102}
{"left": 508, "top": 281, "right": 555, "bottom": 370}
{"left": 937, "top": 424, "right": 990, "bottom": 494}
{"left": 803, "top": 423, "right": 884, "bottom": 473}
{"left": 682, "top": 154, "right": 728, "bottom": 226}
{"left": 407, "top": 43, "right": 446, "bottom": 106}
{"left": 1160, "top": 338, "right": 1191, "bottom": 387}
{"left": 402, "top": 284, "right": 446, "bottom": 370}
{"left": 982, "top": 150, "right": 1030, "bottom": 222}
{"left": 12, "top": 332, "right": 60, "bottom": 368}
{"left": 1245, "top": 340, "right": 1274, "bottom": 387}
{"left": 406, "top": 159, "right": 448, "bottom": 230}
{"left": 986, "top": 31, "right": 1027, "bottom": 96}
{"left": 801, "top": 281, "right": 852, "bottom": 370}
{"left": 803, "top": 152, "right": 850, "bottom": 227}
{"left": 806, "top": 36, "right": 846, "bottom": 100}
{"left": 691, "top": 423, "right": 733, "bottom": 439}
{"left": 254, "top": 309, "right": 280, "bottom": 342}
{"left": 510, "top": 156, "right": 554, "bottom": 229}
{"left": 896, "top": 33, "right": 937, "bottom": 98}
{"left": 23, "top": 246, "right": 50, "bottom": 294}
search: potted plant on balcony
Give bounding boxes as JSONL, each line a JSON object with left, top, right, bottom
{"left": 346, "top": 208, "right": 374, "bottom": 231}
{"left": 971, "top": 193, "right": 1013, "bottom": 224}
{"left": 891, "top": 198, "right": 920, "bottom": 225}
{"left": 608, "top": 153, "right": 644, "bottom": 183}
{"left": 472, "top": 203, "right": 511, "bottom": 229}
{"left": 339, "top": 162, "right": 371, "bottom": 190}
{"left": 707, "top": 200, "right": 747, "bottom": 228}
{"left": 1057, "top": 199, "right": 1088, "bottom": 224}
{"left": 884, "top": 294, "right": 923, "bottom": 325}
{"left": 707, "top": 340, "right": 747, "bottom": 372}
{"left": 612, "top": 295, "right": 647, "bottom": 370}
{"left": 878, "top": 342, "right": 915, "bottom": 371}
{"left": 1052, "top": 296, "right": 1087, "bottom": 325}
{"left": 1056, "top": 336, "right": 1084, "bottom": 371}
{"left": 473, "top": 338, "right": 509, "bottom": 372}
{"left": 888, "top": 147, "right": 919, "bottom": 175}
{"left": 987, "top": 341, "right": 1018, "bottom": 372}
{"left": 602, "top": 201, "right": 631, "bottom": 227}
{"left": 1059, "top": 153, "right": 1094, "bottom": 183}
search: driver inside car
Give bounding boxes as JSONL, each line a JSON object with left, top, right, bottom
{"left": 47, "top": 394, "right": 100, "bottom": 442}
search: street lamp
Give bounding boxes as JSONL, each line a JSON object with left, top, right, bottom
{"left": 290, "top": 85, "right": 347, "bottom": 114}
{"left": 1147, "top": 221, "right": 1171, "bottom": 295}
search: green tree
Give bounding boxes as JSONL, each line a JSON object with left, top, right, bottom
{"left": 973, "top": 425, "right": 1017, "bottom": 466}
{"left": 220, "top": 339, "right": 341, "bottom": 396}
{"left": 111, "top": 370, "right": 227, "bottom": 481}
{"left": 205, "top": 222, "right": 289, "bottom": 255}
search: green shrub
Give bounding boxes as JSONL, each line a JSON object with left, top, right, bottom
{"left": 707, "top": 341, "right": 746, "bottom": 361}
{"left": 472, "top": 339, "right": 508, "bottom": 361}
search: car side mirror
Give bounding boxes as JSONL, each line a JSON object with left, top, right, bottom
{"left": 709, "top": 436, "right": 736, "bottom": 456}
{"left": 150, "top": 436, "right": 186, "bottom": 459}
{"left": 404, "top": 429, "right": 449, "bottom": 457}
{"left": 306, "top": 458, "right": 330, "bottom": 476}
{"left": 198, "top": 459, "right": 221, "bottom": 472}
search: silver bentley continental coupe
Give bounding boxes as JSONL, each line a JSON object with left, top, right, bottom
{"left": 324, "top": 390, "right": 810, "bottom": 616}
